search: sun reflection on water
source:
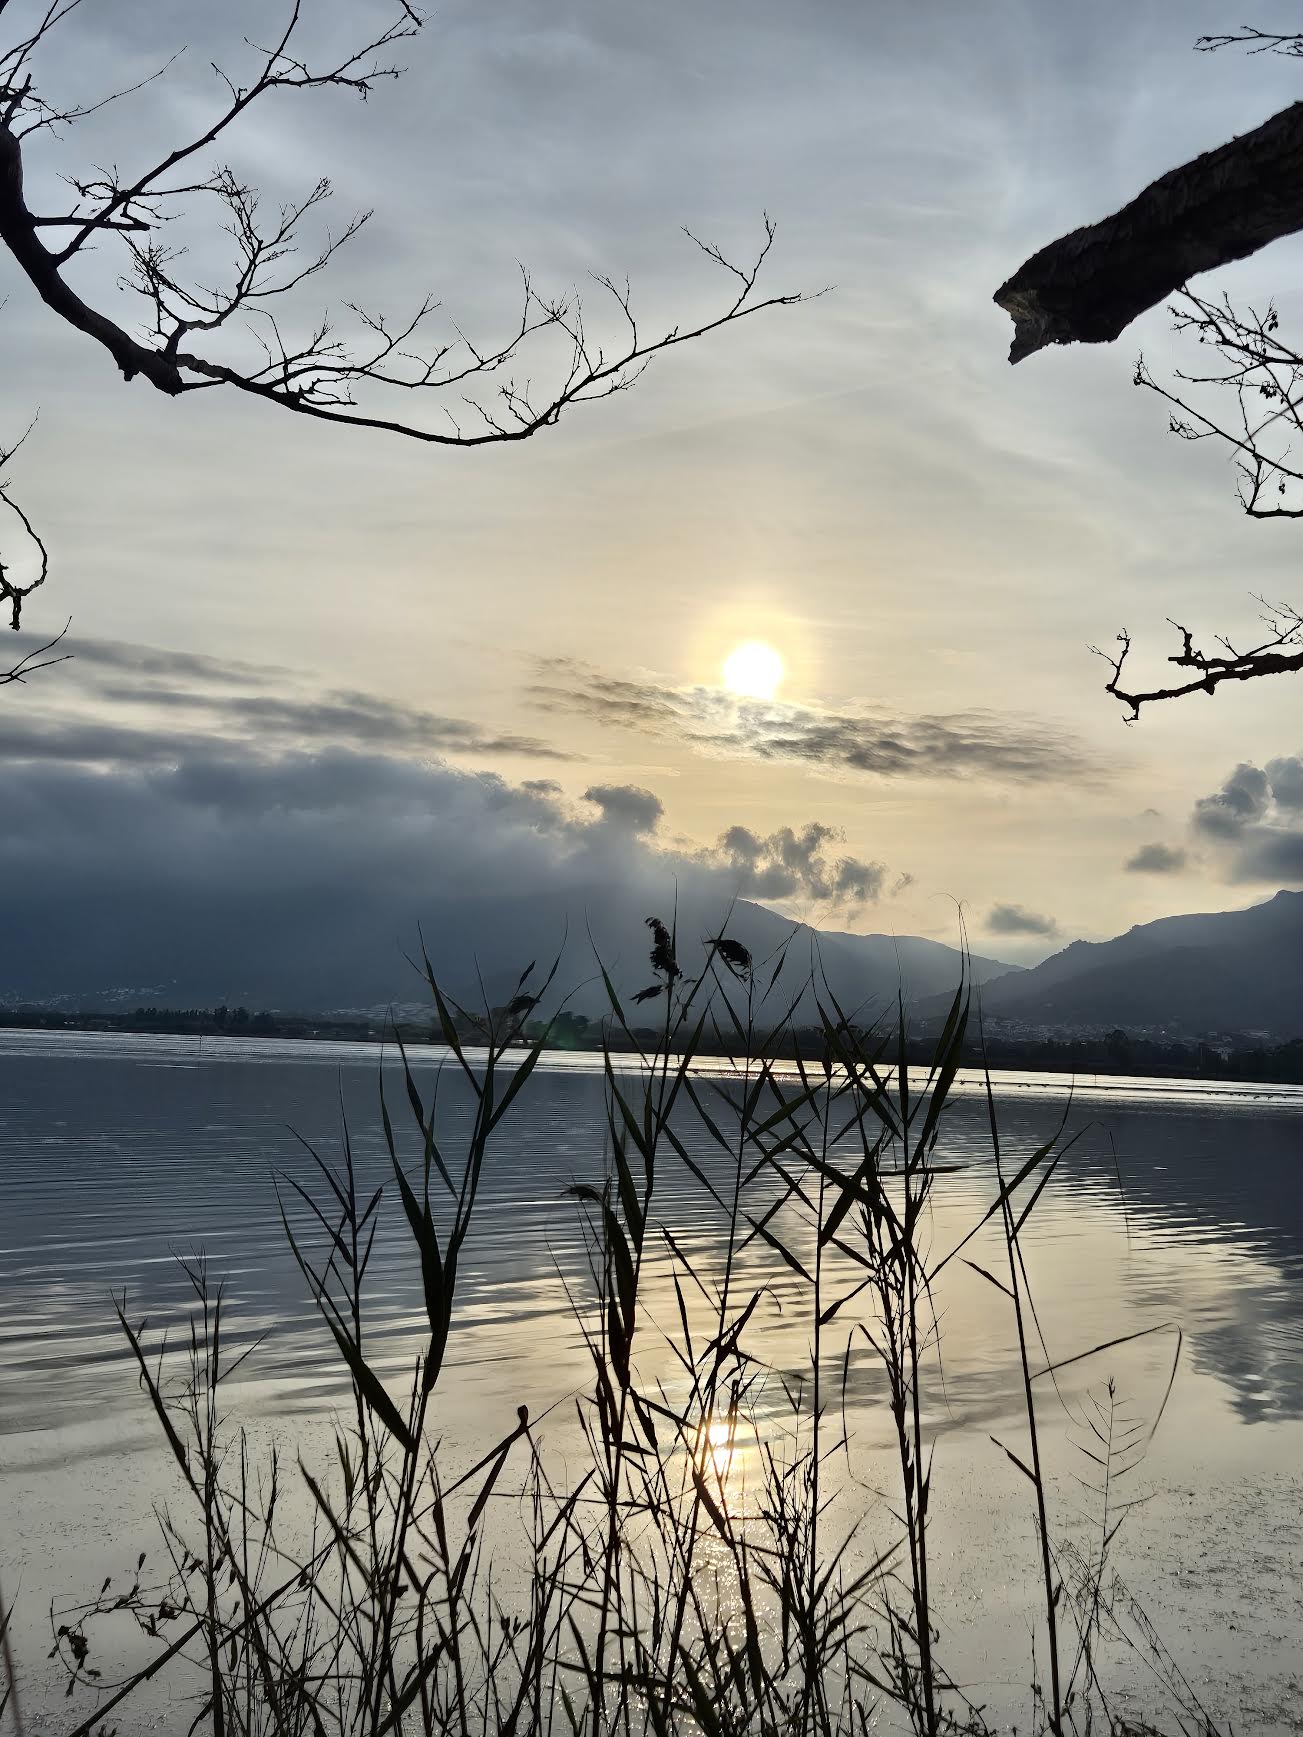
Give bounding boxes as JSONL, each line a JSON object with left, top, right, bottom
{"left": 692, "top": 1412, "right": 759, "bottom": 1511}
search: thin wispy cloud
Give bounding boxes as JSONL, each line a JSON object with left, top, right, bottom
{"left": 529, "top": 658, "right": 1092, "bottom": 786}
{"left": 46, "top": 637, "right": 293, "bottom": 687}
{"left": 8, "top": 634, "right": 577, "bottom": 766}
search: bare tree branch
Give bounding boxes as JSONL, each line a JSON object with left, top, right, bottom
{"left": 0, "top": 616, "right": 70, "bottom": 686}
{"left": 1091, "top": 598, "right": 1303, "bottom": 719}
{"left": 0, "top": 420, "right": 66, "bottom": 687}
{"left": 0, "top": 416, "right": 50, "bottom": 643}
{"left": 1195, "top": 28, "right": 1303, "bottom": 59}
{"left": 0, "top": 3, "right": 804, "bottom": 446}
{"left": 1132, "top": 290, "right": 1303, "bottom": 517}
{"left": 994, "top": 26, "right": 1303, "bottom": 712}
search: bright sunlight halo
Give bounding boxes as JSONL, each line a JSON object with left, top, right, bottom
{"left": 722, "top": 640, "right": 784, "bottom": 700}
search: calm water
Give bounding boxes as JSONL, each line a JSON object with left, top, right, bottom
{"left": 2, "top": 1031, "right": 1302, "bottom": 1731}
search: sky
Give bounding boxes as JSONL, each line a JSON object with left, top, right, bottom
{"left": 5, "top": 0, "right": 1303, "bottom": 1002}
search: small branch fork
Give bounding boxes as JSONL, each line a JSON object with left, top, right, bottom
{"left": 1118, "top": 281, "right": 1303, "bottom": 712}
{"left": 1091, "top": 597, "right": 1303, "bottom": 719}
{"left": 0, "top": 1, "right": 804, "bottom": 447}
{"left": 1135, "top": 290, "right": 1303, "bottom": 519}
{"left": 1195, "top": 28, "right": 1303, "bottom": 58}
{"left": 0, "top": 416, "right": 68, "bottom": 685}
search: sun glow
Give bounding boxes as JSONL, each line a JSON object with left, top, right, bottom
{"left": 693, "top": 1415, "right": 757, "bottom": 1504}
{"left": 722, "top": 640, "right": 785, "bottom": 700}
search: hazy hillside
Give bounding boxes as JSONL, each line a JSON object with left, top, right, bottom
{"left": 0, "top": 872, "right": 1014, "bottom": 1026}
{"left": 970, "top": 890, "right": 1303, "bottom": 1037}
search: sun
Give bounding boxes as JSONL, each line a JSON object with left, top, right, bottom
{"left": 722, "top": 640, "right": 784, "bottom": 700}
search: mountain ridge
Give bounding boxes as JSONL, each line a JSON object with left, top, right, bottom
{"left": 963, "top": 889, "right": 1303, "bottom": 1037}
{"left": 0, "top": 885, "right": 1017, "bottom": 1025}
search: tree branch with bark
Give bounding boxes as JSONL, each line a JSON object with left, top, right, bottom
{"left": 994, "top": 26, "right": 1303, "bottom": 713}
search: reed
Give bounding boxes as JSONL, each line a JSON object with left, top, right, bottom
{"left": 12, "top": 919, "right": 1210, "bottom": 1737}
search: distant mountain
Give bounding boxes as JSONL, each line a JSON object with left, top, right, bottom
{"left": 966, "top": 890, "right": 1303, "bottom": 1038}
{"left": 585, "top": 898, "right": 1016, "bottom": 1029}
{"left": 0, "top": 878, "right": 1013, "bottom": 1028}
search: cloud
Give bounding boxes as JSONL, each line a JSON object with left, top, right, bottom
{"left": 1192, "top": 763, "right": 1271, "bottom": 840}
{"left": 17, "top": 634, "right": 291, "bottom": 688}
{"left": 573, "top": 797, "right": 888, "bottom": 906}
{"left": 529, "top": 660, "right": 1091, "bottom": 786}
{"left": 1188, "top": 754, "right": 1303, "bottom": 884}
{"left": 1266, "top": 756, "right": 1303, "bottom": 812}
{"left": 0, "top": 732, "right": 903, "bottom": 1007}
{"left": 1, "top": 704, "right": 571, "bottom": 766}
{"left": 986, "top": 902, "right": 1059, "bottom": 938}
{"left": 716, "top": 822, "right": 886, "bottom": 906}
{"left": 5, "top": 634, "right": 575, "bottom": 765}
{"left": 583, "top": 784, "right": 664, "bottom": 833}
{"left": 1125, "top": 842, "right": 1188, "bottom": 875}
{"left": 1227, "top": 831, "right": 1303, "bottom": 881}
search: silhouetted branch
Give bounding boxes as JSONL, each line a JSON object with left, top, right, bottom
{"left": 1133, "top": 290, "right": 1303, "bottom": 517}
{"left": 1195, "top": 28, "right": 1303, "bottom": 58}
{"left": 0, "top": 617, "right": 70, "bottom": 686}
{"left": 994, "top": 99, "right": 1303, "bottom": 363}
{"left": 994, "top": 27, "right": 1303, "bottom": 710}
{"left": 0, "top": 417, "right": 54, "bottom": 671}
{"left": 1091, "top": 598, "right": 1303, "bottom": 719}
{"left": 0, "top": 3, "right": 803, "bottom": 445}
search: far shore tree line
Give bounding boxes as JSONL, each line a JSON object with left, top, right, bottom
{"left": 5, "top": 999, "right": 1303, "bottom": 1084}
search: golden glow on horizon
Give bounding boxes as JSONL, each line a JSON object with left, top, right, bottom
{"left": 722, "top": 640, "right": 784, "bottom": 700}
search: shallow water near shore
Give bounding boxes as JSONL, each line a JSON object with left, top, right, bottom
{"left": 2, "top": 1028, "right": 1302, "bottom": 1732}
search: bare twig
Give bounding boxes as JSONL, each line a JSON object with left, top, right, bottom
{"left": 0, "top": 417, "right": 63, "bottom": 684}
{"left": 1135, "top": 291, "right": 1303, "bottom": 517}
{"left": 1195, "top": 28, "right": 1303, "bottom": 58}
{"left": 0, "top": 618, "right": 70, "bottom": 686}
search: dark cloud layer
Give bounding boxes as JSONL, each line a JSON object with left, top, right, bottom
{"left": 529, "top": 660, "right": 1090, "bottom": 786}
{"left": 0, "top": 736, "right": 903, "bottom": 1009}
{"left": 0, "top": 636, "right": 923, "bottom": 1010}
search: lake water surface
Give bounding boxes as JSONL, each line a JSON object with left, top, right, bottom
{"left": 2, "top": 1031, "right": 1302, "bottom": 1732}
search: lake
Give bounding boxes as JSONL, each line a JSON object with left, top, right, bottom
{"left": 2, "top": 1030, "right": 1302, "bottom": 1733}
